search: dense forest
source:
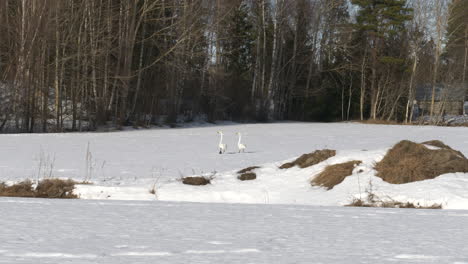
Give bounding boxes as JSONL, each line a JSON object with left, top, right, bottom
{"left": 0, "top": 0, "right": 467, "bottom": 132}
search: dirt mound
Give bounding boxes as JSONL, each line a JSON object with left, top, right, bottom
{"left": 280, "top": 149, "right": 336, "bottom": 169}
{"left": 375, "top": 140, "right": 468, "bottom": 184}
{"left": 311, "top": 160, "right": 362, "bottom": 190}
{"left": 237, "top": 166, "right": 260, "bottom": 174}
{"left": 182, "top": 176, "right": 211, "bottom": 186}
{"left": 238, "top": 173, "right": 256, "bottom": 181}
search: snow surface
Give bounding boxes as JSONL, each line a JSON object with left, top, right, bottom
{"left": 2, "top": 122, "right": 468, "bottom": 208}
{"left": 1, "top": 198, "right": 468, "bottom": 264}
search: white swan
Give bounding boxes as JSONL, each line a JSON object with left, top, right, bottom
{"left": 236, "top": 132, "right": 246, "bottom": 153}
{"left": 217, "top": 131, "right": 227, "bottom": 154}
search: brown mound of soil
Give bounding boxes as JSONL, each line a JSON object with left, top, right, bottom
{"left": 35, "top": 179, "right": 77, "bottom": 198}
{"left": 280, "top": 149, "right": 336, "bottom": 169}
{"left": 237, "top": 166, "right": 260, "bottom": 174}
{"left": 182, "top": 176, "right": 211, "bottom": 186}
{"left": 311, "top": 160, "right": 362, "bottom": 190}
{"left": 0, "top": 179, "right": 77, "bottom": 198}
{"left": 375, "top": 140, "right": 468, "bottom": 184}
{"left": 238, "top": 172, "right": 256, "bottom": 181}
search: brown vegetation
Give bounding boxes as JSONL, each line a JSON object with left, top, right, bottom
{"left": 237, "top": 166, "right": 260, "bottom": 174}
{"left": 280, "top": 149, "right": 336, "bottom": 169}
{"left": 311, "top": 160, "right": 362, "bottom": 190}
{"left": 35, "top": 179, "right": 77, "bottom": 198}
{"left": 238, "top": 173, "right": 256, "bottom": 181}
{"left": 182, "top": 176, "right": 211, "bottom": 186}
{"left": 0, "top": 179, "right": 77, "bottom": 198}
{"left": 236, "top": 166, "right": 259, "bottom": 181}
{"left": 347, "top": 198, "right": 442, "bottom": 209}
{"left": 375, "top": 140, "right": 468, "bottom": 184}
{"left": 355, "top": 119, "right": 403, "bottom": 125}
{"left": 0, "top": 180, "right": 35, "bottom": 198}
{"left": 421, "top": 140, "right": 466, "bottom": 158}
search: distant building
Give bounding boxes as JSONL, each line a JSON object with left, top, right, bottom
{"left": 414, "top": 83, "right": 466, "bottom": 116}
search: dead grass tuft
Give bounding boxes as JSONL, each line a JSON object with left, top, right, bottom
{"left": 182, "top": 176, "right": 211, "bottom": 186}
{"left": 311, "top": 160, "right": 362, "bottom": 190}
{"left": 238, "top": 172, "right": 256, "bottom": 181}
{"left": 0, "top": 179, "right": 77, "bottom": 198}
{"left": 347, "top": 198, "right": 442, "bottom": 209}
{"left": 280, "top": 149, "right": 336, "bottom": 169}
{"left": 237, "top": 166, "right": 260, "bottom": 174}
{"left": 356, "top": 119, "right": 403, "bottom": 125}
{"left": 0, "top": 180, "right": 35, "bottom": 198}
{"left": 35, "top": 179, "right": 77, "bottom": 198}
{"left": 421, "top": 140, "right": 466, "bottom": 158}
{"left": 375, "top": 140, "right": 468, "bottom": 184}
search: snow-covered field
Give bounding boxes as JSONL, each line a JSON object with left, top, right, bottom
{"left": 2, "top": 122, "right": 468, "bottom": 263}
{"left": 2, "top": 122, "right": 468, "bottom": 208}
{"left": 1, "top": 198, "right": 468, "bottom": 264}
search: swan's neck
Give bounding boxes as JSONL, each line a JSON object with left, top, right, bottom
{"left": 219, "top": 134, "right": 223, "bottom": 144}
{"left": 237, "top": 134, "right": 242, "bottom": 144}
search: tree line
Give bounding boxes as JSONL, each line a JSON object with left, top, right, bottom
{"left": 0, "top": 0, "right": 467, "bottom": 132}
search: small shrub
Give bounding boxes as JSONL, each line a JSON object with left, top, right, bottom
{"left": 280, "top": 149, "right": 336, "bottom": 169}
{"left": 182, "top": 176, "right": 211, "bottom": 186}
{"left": 238, "top": 172, "right": 256, "bottom": 181}
{"left": 311, "top": 160, "right": 362, "bottom": 190}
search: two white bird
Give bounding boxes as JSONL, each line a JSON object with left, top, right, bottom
{"left": 217, "top": 131, "right": 246, "bottom": 154}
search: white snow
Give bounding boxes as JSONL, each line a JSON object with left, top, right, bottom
{"left": 1, "top": 198, "right": 468, "bottom": 264}
{"left": 2, "top": 122, "right": 468, "bottom": 208}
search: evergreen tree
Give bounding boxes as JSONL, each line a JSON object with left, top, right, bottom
{"left": 220, "top": 2, "right": 255, "bottom": 119}
{"left": 351, "top": 0, "right": 413, "bottom": 119}
{"left": 446, "top": 0, "right": 468, "bottom": 86}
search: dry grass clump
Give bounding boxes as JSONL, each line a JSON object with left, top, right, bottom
{"left": 347, "top": 198, "right": 442, "bottom": 209}
{"left": 0, "top": 179, "right": 77, "bottom": 198}
{"left": 237, "top": 166, "right": 260, "bottom": 174}
{"left": 35, "top": 179, "right": 77, "bottom": 198}
{"left": 422, "top": 140, "right": 452, "bottom": 150}
{"left": 311, "top": 160, "right": 362, "bottom": 190}
{"left": 421, "top": 140, "right": 466, "bottom": 158}
{"left": 347, "top": 181, "right": 442, "bottom": 209}
{"left": 375, "top": 140, "right": 468, "bottom": 184}
{"left": 182, "top": 176, "right": 211, "bottom": 186}
{"left": 237, "top": 166, "right": 259, "bottom": 181}
{"left": 280, "top": 149, "right": 336, "bottom": 169}
{"left": 356, "top": 119, "right": 403, "bottom": 125}
{"left": 238, "top": 172, "right": 256, "bottom": 181}
{"left": 0, "top": 180, "right": 35, "bottom": 198}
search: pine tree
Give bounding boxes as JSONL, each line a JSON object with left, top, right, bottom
{"left": 446, "top": 0, "right": 468, "bottom": 86}
{"left": 351, "top": 0, "right": 413, "bottom": 119}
